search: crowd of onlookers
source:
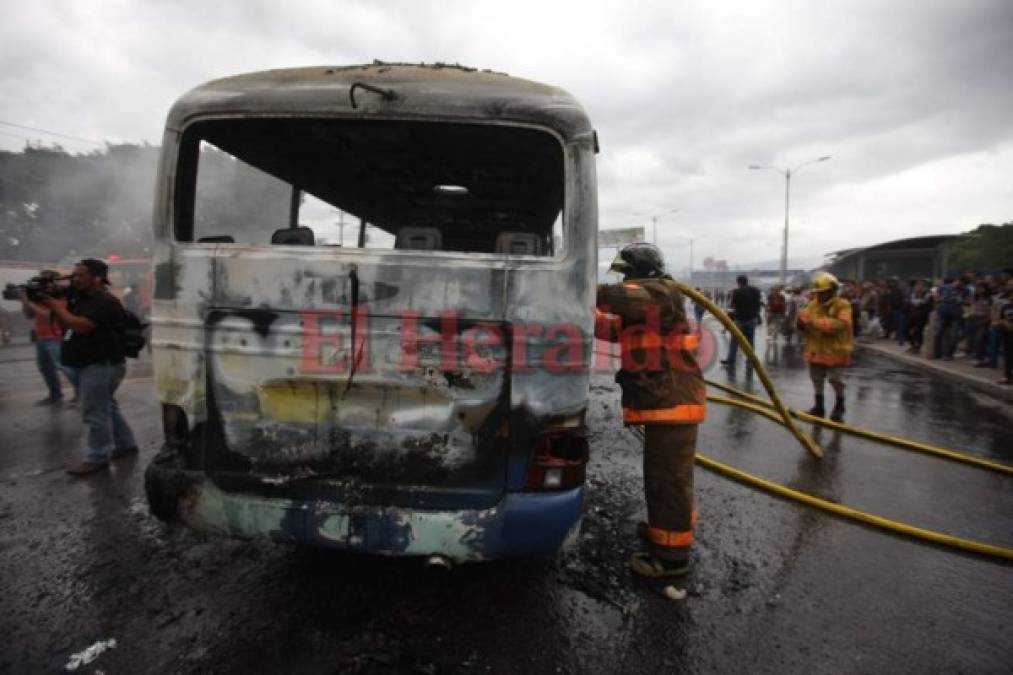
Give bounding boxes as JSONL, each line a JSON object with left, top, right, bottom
{"left": 703, "top": 270, "right": 1013, "bottom": 385}
{"left": 836, "top": 271, "right": 1013, "bottom": 384}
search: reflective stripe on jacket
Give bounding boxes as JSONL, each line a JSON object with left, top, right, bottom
{"left": 596, "top": 277, "right": 706, "bottom": 425}
{"left": 799, "top": 296, "right": 854, "bottom": 366}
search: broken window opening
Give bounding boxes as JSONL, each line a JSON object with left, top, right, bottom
{"left": 176, "top": 118, "right": 565, "bottom": 257}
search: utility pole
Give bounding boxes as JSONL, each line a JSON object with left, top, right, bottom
{"left": 633, "top": 208, "right": 679, "bottom": 245}
{"left": 748, "top": 155, "right": 831, "bottom": 284}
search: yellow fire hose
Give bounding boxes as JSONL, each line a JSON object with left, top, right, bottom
{"left": 693, "top": 452, "right": 1013, "bottom": 561}
{"left": 602, "top": 278, "right": 1013, "bottom": 561}
{"left": 707, "top": 392, "right": 798, "bottom": 427}
{"left": 673, "top": 283, "right": 824, "bottom": 459}
{"left": 705, "top": 378, "right": 1013, "bottom": 476}
{"left": 625, "top": 425, "right": 1013, "bottom": 561}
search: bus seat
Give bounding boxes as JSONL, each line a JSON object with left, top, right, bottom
{"left": 396, "top": 227, "right": 443, "bottom": 250}
{"left": 495, "top": 232, "right": 542, "bottom": 256}
{"left": 197, "top": 235, "right": 235, "bottom": 243}
{"left": 271, "top": 226, "right": 315, "bottom": 246}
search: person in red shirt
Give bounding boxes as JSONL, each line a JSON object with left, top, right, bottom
{"left": 765, "top": 285, "right": 787, "bottom": 344}
{"left": 19, "top": 270, "right": 71, "bottom": 405}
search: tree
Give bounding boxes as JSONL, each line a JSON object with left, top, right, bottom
{"left": 945, "top": 222, "right": 1013, "bottom": 272}
{"left": 0, "top": 144, "right": 159, "bottom": 262}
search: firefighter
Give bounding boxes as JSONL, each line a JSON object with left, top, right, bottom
{"left": 797, "top": 272, "right": 854, "bottom": 421}
{"left": 596, "top": 243, "right": 706, "bottom": 577}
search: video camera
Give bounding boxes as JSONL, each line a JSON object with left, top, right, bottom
{"left": 2, "top": 274, "right": 72, "bottom": 303}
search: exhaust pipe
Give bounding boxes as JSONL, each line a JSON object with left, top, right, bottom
{"left": 424, "top": 555, "right": 453, "bottom": 571}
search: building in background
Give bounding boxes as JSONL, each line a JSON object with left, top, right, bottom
{"left": 823, "top": 234, "right": 963, "bottom": 282}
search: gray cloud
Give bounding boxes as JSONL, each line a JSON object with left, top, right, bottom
{"left": 2, "top": 0, "right": 1010, "bottom": 269}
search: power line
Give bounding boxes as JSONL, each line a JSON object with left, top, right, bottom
{"left": 0, "top": 130, "right": 102, "bottom": 155}
{"left": 0, "top": 130, "right": 36, "bottom": 143}
{"left": 0, "top": 120, "right": 107, "bottom": 146}
{"left": 0, "top": 130, "right": 70, "bottom": 146}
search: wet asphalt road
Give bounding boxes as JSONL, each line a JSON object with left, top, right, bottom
{"left": 1, "top": 327, "right": 1011, "bottom": 674}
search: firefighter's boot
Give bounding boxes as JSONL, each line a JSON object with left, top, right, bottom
{"left": 830, "top": 398, "right": 846, "bottom": 422}
{"left": 630, "top": 551, "right": 690, "bottom": 578}
{"left": 807, "top": 394, "right": 825, "bottom": 417}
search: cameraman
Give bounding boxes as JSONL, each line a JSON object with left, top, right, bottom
{"left": 19, "top": 270, "right": 71, "bottom": 405}
{"left": 41, "top": 259, "right": 137, "bottom": 476}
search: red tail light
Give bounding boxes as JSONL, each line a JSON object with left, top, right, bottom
{"left": 525, "top": 430, "right": 588, "bottom": 491}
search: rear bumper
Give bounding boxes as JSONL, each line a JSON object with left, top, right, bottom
{"left": 145, "top": 462, "right": 583, "bottom": 562}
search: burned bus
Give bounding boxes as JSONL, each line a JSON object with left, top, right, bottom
{"left": 144, "top": 64, "right": 598, "bottom": 562}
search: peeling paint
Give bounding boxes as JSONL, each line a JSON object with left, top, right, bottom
{"left": 145, "top": 465, "right": 583, "bottom": 562}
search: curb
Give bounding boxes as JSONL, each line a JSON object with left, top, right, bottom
{"left": 854, "top": 341, "right": 1013, "bottom": 403}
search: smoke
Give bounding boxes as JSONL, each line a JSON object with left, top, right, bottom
{"left": 0, "top": 143, "right": 159, "bottom": 263}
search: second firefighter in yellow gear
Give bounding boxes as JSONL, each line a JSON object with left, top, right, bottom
{"left": 595, "top": 243, "right": 705, "bottom": 578}
{"left": 797, "top": 272, "right": 854, "bottom": 421}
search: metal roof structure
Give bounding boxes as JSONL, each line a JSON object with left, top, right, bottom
{"left": 824, "top": 234, "right": 964, "bottom": 281}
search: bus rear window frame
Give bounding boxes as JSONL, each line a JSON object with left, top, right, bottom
{"left": 171, "top": 115, "right": 571, "bottom": 262}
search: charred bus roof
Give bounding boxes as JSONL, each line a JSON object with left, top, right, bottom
{"left": 165, "top": 62, "right": 595, "bottom": 144}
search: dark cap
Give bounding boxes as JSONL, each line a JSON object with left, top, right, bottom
{"left": 78, "top": 258, "right": 110, "bottom": 284}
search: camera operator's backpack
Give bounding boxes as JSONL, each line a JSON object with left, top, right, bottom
{"left": 122, "top": 309, "right": 148, "bottom": 358}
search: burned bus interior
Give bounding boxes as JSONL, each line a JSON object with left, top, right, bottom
{"left": 174, "top": 118, "right": 565, "bottom": 256}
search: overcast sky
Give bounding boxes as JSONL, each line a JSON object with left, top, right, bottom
{"left": 2, "top": 0, "right": 1010, "bottom": 272}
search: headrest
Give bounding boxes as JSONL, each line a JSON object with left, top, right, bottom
{"left": 396, "top": 226, "right": 443, "bottom": 250}
{"left": 271, "top": 226, "right": 315, "bottom": 246}
{"left": 495, "top": 232, "right": 542, "bottom": 256}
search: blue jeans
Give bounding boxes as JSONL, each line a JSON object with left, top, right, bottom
{"left": 694, "top": 307, "right": 705, "bottom": 327}
{"left": 65, "top": 362, "right": 136, "bottom": 464}
{"left": 35, "top": 339, "right": 65, "bottom": 400}
{"left": 934, "top": 308, "right": 960, "bottom": 358}
{"left": 895, "top": 310, "right": 907, "bottom": 346}
{"left": 725, "top": 318, "right": 757, "bottom": 365}
{"left": 987, "top": 327, "right": 1000, "bottom": 367}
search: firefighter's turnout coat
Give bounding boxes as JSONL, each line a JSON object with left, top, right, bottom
{"left": 595, "top": 277, "right": 705, "bottom": 556}
{"left": 595, "top": 278, "right": 706, "bottom": 425}
{"left": 798, "top": 296, "right": 854, "bottom": 367}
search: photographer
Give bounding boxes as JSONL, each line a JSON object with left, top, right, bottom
{"left": 40, "top": 259, "right": 137, "bottom": 476}
{"left": 19, "top": 270, "right": 71, "bottom": 405}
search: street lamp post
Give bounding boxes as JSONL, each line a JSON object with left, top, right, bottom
{"left": 748, "top": 155, "right": 831, "bottom": 284}
{"left": 631, "top": 209, "right": 692, "bottom": 278}
{"left": 633, "top": 208, "right": 679, "bottom": 245}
